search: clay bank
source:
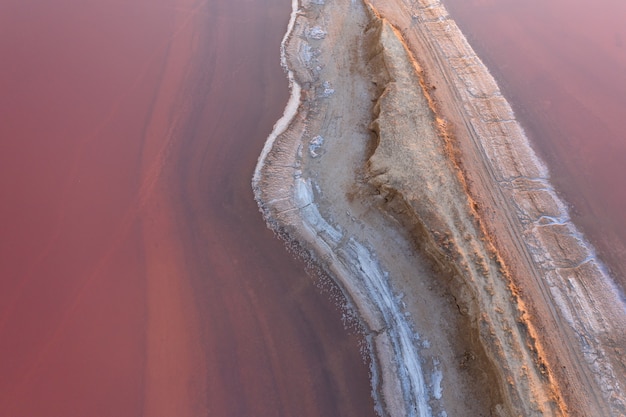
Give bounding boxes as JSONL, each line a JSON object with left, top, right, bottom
{"left": 254, "top": 0, "right": 626, "bottom": 416}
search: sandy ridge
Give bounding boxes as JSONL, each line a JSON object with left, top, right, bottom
{"left": 367, "top": 0, "right": 626, "bottom": 415}
{"left": 364, "top": 6, "right": 559, "bottom": 414}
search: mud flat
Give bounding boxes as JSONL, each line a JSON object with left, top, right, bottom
{"left": 254, "top": 0, "right": 626, "bottom": 415}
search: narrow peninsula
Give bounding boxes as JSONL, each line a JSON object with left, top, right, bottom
{"left": 253, "top": 0, "right": 626, "bottom": 415}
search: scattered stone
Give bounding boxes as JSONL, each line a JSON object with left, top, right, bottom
{"left": 309, "top": 135, "right": 325, "bottom": 158}
{"left": 308, "top": 26, "right": 327, "bottom": 40}
{"left": 321, "top": 81, "right": 335, "bottom": 97}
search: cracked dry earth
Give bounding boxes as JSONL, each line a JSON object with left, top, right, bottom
{"left": 254, "top": 0, "right": 626, "bottom": 415}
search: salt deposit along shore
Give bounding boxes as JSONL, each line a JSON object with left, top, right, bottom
{"left": 253, "top": 0, "right": 626, "bottom": 415}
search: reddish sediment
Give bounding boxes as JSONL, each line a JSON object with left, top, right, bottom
{"left": 0, "top": 0, "right": 377, "bottom": 416}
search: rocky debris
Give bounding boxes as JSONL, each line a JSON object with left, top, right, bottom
{"left": 307, "top": 25, "right": 327, "bottom": 40}
{"left": 308, "top": 135, "right": 325, "bottom": 157}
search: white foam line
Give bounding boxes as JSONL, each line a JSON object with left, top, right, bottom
{"left": 253, "top": 0, "right": 302, "bottom": 187}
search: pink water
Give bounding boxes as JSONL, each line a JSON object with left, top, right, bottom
{"left": 0, "top": 0, "right": 377, "bottom": 415}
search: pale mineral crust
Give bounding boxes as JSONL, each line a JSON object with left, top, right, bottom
{"left": 254, "top": 0, "right": 626, "bottom": 416}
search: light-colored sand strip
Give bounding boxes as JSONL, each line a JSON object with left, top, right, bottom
{"left": 253, "top": 1, "right": 446, "bottom": 414}
{"left": 294, "top": 177, "right": 431, "bottom": 416}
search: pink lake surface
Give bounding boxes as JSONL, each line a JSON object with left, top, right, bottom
{"left": 443, "top": 0, "right": 626, "bottom": 289}
{"left": 0, "top": 0, "right": 377, "bottom": 416}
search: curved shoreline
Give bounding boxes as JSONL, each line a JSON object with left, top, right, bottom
{"left": 254, "top": 0, "right": 626, "bottom": 415}
{"left": 252, "top": 0, "right": 301, "bottom": 184}
{"left": 253, "top": 2, "right": 433, "bottom": 414}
